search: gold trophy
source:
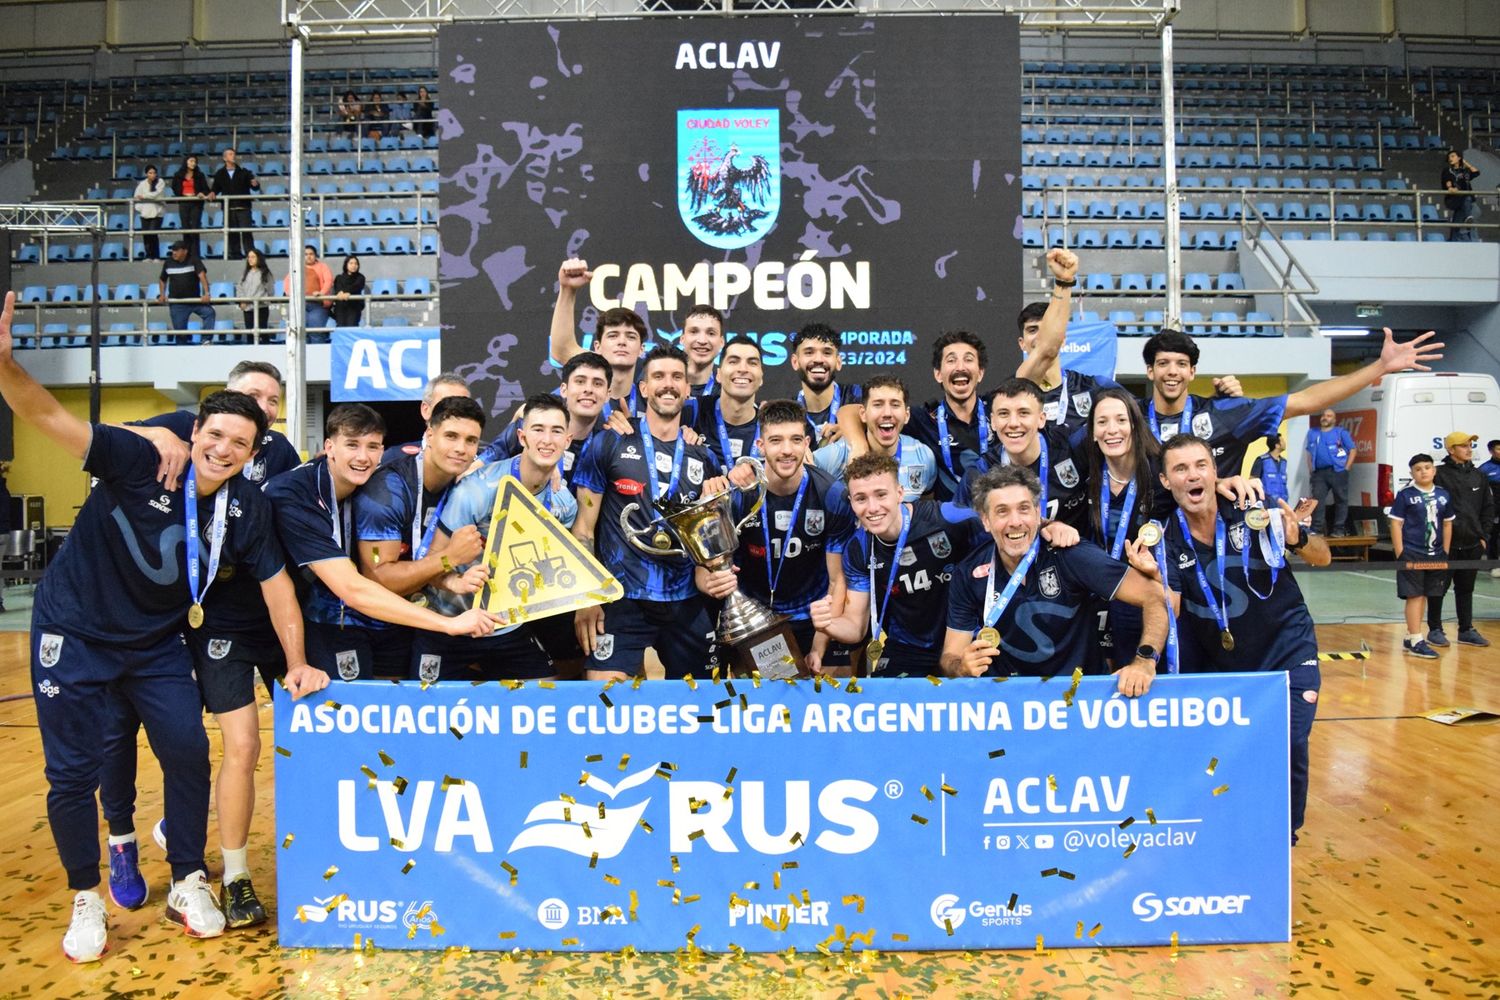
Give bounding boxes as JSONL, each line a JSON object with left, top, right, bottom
{"left": 619, "top": 459, "right": 807, "bottom": 680}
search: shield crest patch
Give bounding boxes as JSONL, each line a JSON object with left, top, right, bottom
{"left": 207, "top": 638, "right": 232, "bottom": 660}
{"left": 418, "top": 654, "right": 442, "bottom": 683}
{"left": 1073, "top": 392, "right": 1093, "bottom": 418}
{"left": 928, "top": 532, "right": 952, "bottom": 560}
{"left": 679, "top": 109, "right": 780, "bottom": 250}
{"left": 1229, "top": 523, "right": 1248, "bottom": 553}
{"left": 686, "top": 458, "right": 704, "bottom": 486}
{"left": 1191, "top": 412, "right": 1213, "bottom": 439}
{"left": 805, "top": 509, "right": 825, "bottom": 535}
{"left": 1040, "top": 567, "right": 1062, "bottom": 598}
{"left": 593, "top": 634, "right": 616, "bottom": 662}
{"left": 39, "top": 633, "right": 63, "bottom": 668}
{"left": 335, "top": 650, "right": 360, "bottom": 681}
{"left": 1054, "top": 459, "right": 1080, "bottom": 489}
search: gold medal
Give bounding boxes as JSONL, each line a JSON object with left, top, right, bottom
{"left": 652, "top": 529, "right": 673, "bottom": 550}
{"left": 1220, "top": 629, "right": 1235, "bottom": 651}
{"left": 187, "top": 603, "right": 205, "bottom": 629}
{"left": 977, "top": 626, "right": 1001, "bottom": 647}
{"left": 866, "top": 636, "right": 885, "bottom": 664}
{"left": 216, "top": 565, "right": 235, "bottom": 581}
{"left": 409, "top": 594, "right": 429, "bottom": 608}
{"left": 1245, "top": 507, "right": 1272, "bottom": 531}
{"left": 1137, "top": 521, "right": 1163, "bottom": 547}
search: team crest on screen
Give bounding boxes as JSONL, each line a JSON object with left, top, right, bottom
{"left": 678, "top": 109, "right": 780, "bottom": 249}
{"left": 1040, "top": 567, "right": 1061, "bottom": 598}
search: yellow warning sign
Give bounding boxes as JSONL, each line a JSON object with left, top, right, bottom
{"left": 473, "top": 476, "right": 622, "bottom": 623}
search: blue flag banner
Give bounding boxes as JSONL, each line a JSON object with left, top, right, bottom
{"left": 275, "top": 673, "right": 1290, "bottom": 952}
{"left": 331, "top": 327, "right": 441, "bottom": 402}
{"left": 1059, "top": 318, "right": 1119, "bottom": 380}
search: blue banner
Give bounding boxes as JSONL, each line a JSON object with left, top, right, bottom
{"left": 275, "top": 673, "right": 1289, "bottom": 952}
{"left": 1059, "top": 318, "right": 1119, "bottom": 380}
{"left": 331, "top": 327, "right": 441, "bottom": 402}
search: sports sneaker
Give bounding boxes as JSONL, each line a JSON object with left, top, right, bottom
{"left": 1457, "top": 628, "right": 1490, "bottom": 647}
{"left": 152, "top": 818, "right": 167, "bottom": 853}
{"left": 165, "top": 871, "right": 225, "bottom": 938}
{"left": 223, "top": 875, "right": 268, "bottom": 929}
{"left": 62, "top": 891, "right": 108, "bottom": 963}
{"left": 1489, "top": 567, "right": 1500, "bottom": 579}
{"left": 1403, "top": 638, "right": 1439, "bottom": 659}
{"left": 1426, "top": 629, "right": 1449, "bottom": 648}
{"left": 107, "top": 841, "right": 148, "bottom": 910}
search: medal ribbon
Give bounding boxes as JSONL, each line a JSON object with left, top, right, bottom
{"left": 640, "top": 427, "right": 686, "bottom": 501}
{"left": 715, "top": 401, "right": 760, "bottom": 467}
{"left": 982, "top": 536, "right": 1040, "bottom": 631}
{"left": 1175, "top": 509, "right": 1232, "bottom": 641}
{"left": 184, "top": 465, "right": 230, "bottom": 610}
{"left": 1100, "top": 475, "right": 1138, "bottom": 559}
{"left": 799, "top": 383, "right": 841, "bottom": 428}
{"left": 1147, "top": 394, "right": 1193, "bottom": 442}
{"left": 865, "top": 505, "right": 912, "bottom": 646}
{"left": 936, "top": 400, "right": 989, "bottom": 479}
{"left": 1001, "top": 434, "right": 1050, "bottom": 511}
{"left": 411, "top": 448, "right": 453, "bottom": 561}
{"left": 1241, "top": 507, "right": 1285, "bottom": 601}
{"left": 1149, "top": 536, "right": 1181, "bottom": 674}
{"left": 761, "top": 470, "right": 810, "bottom": 608}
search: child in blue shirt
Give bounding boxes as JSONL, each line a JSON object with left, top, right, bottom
{"left": 1389, "top": 453, "right": 1454, "bottom": 659}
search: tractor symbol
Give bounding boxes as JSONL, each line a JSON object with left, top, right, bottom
{"left": 507, "top": 540, "right": 577, "bottom": 598}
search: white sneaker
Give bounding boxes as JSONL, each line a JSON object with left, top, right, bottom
{"left": 62, "top": 890, "right": 108, "bottom": 963}
{"left": 165, "top": 870, "right": 226, "bottom": 938}
{"left": 152, "top": 818, "right": 167, "bottom": 853}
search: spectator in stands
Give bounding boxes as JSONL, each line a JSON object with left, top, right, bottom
{"left": 337, "top": 91, "right": 362, "bottom": 136}
{"left": 1306, "top": 408, "right": 1354, "bottom": 536}
{"left": 389, "top": 92, "right": 413, "bottom": 131}
{"left": 158, "top": 240, "right": 215, "bottom": 332}
{"left": 1427, "top": 431, "right": 1492, "bottom": 648}
{"left": 365, "top": 96, "right": 389, "bottom": 143}
{"left": 284, "top": 244, "right": 334, "bottom": 331}
{"left": 414, "top": 86, "right": 436, "bottom": 139}
{"left": 210, "top": 147, "right": 259, "bottom": 261}
{"left": 132, "top": 165, "right": 167, "bottom": 261}
{"left": 1441, "top": 150, "right": 1480, "bottom": 242}
{"left": 237, "top": 248, "right": 273, "bottom": 334}
{"left": 1252, "top": 433, "right": 1290, "bottom": 506}
{"left": 331, "top": 255, "right": 366, "bottom": 328}
{"left": 1479, "top": 439, "right": 1500, "bottom": 574}
{"left": 170, "top": 154, "right": 210, "bottom": 258}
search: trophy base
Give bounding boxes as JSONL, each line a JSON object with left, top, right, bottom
{"left": 721, "top": 620, "right": 807, "bottom": 680}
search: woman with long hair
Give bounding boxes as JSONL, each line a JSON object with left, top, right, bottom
{"left": 413, "top": 85, "right": 435, "bottom": 139}
{"left": 169, "top": 154, "right": 210, "bottom": 257}
{"left": 237, "top": 247, "right": 274, "bottom": 334}
{"left": 133, "top": 164, "right": 167, "bottom": 260}
{"left": 330, "top": 254, "right": 366, "bottom": 328}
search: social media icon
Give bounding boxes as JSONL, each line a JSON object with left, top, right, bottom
{"left": 1035, "top": 834, "right": 1054, "bottom": 849}
{"left": 995, "top": 835, "right": 1010, "bottom": 849}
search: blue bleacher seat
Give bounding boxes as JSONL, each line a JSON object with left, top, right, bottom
{"left": 1087, "top": 200, "right": 1112, "bottom": 219}
{"left": 99, "top": 242, "right": 126, "bottom": 261}
{"left": 1363, "top": 203, "right": 1387, "bottom": 222}
{"left": 1106, "top": 229, "right": 1133, "bottom": 249}
{"left": 358, "top": 157, "right": 383, "bottom": 175}
{"left": 381, "top": 316, "right": 407, "bottom": 327}
{"left": 1213, "top": 312, "right": 1244, "bottom": 336}
{"left": 384, "top": 235, "right": 415, "bottom": 255}
{"left": 115, "top": 283, "right": 141, "bottom": 301}
{"left": 1149, "top": 273, "right": 1168, "bottom": 292}
{"left": 1118, "top": 273, "right": 1148, "bottom": 292}
{"left": 1335, "top": 202, "right": 1359, "bottom": 221}
{"left": 410, "top": 156, "right": 436, "bottom": 172}
{"left": 369, "top": 279, "right": 399, "bottom": 297}
{"left": 349, "top": 207, "right": 373, "bottom": 227}
{"left": 1218, "top": 273, "right": 1245, "bottom": 291}
{"left": 52, "top": 284, "right": 80, "bottom": 303}
{"left": 1083, "top": 273, "right": 1114, "bottom": 291}
{"left": 375, "top": 206, "right": 401, "bottom": 226}
{"left": 1021, "top": 228, "right": 1043, "bottom": 248}
{"left": 1108, "top": 310, "right": 1138, "bottom": 333}
{"left": 47, "top": 244, "right": 70, "bottom": 263}
{"left": 421, "top": 233, "right": 438, "bottom": 254}
{"left": 269, "top": 239, "right": 290, "bottom": 257}
{"left": 355, "top": 236, "right": 382, "bottom": 256}
{"left": 210, "top": 282, "right": 236, "bottom": 300}
{"left": 17, "top": 245, "right": 41, "bottom": 264}
{"left": 330, "top": 136, "right": 353, "bottom": 153}
{"left": 326, "top": 236, "right": 354, "bottom": 257}
{"left": 1137, "top": 229, "right": 1163, "bottom": 249}
{"left": 334, "top": 158, "right": 358, "bottom": 175}
{"left": 402, "top": 277, "right": 431, "bottom": 296}
{"left": 1181, "top": 311, "right": 1206, "bottom": 335}
{"left": 1183, "top": 273, "right": 1212, "bottom": 292}
{"left": 20, "top": 285, "right": 46, "bottom": 304}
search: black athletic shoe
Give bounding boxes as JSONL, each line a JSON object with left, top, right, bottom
{"left": 223, "top": 876, "right": 268, "bottom": 929}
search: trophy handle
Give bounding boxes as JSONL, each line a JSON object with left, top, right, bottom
{"left": 619, "top": 501, "right": 687, "bottom": 557}
{"left": 730, "top": 457, "right": 768, "bottom": 533}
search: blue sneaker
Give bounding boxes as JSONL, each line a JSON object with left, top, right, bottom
{"left": 107, "top": 840, "right": 148, "bottom": 910}
{"left": 1426, "top": 629, "right": 1449, "bottom": 648}
{"left": 1403, "top": 638, "right": 1439, "bottom": 660}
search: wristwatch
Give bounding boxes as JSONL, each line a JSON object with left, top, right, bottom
{"left": 1135, "top": 644, "right": 1160, "bottom": 662}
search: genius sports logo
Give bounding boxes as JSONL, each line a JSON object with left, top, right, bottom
{"left": 678, "top": 109, "right": 780, "bottom": 249}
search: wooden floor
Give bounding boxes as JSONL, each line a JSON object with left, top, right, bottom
{"left": 0, "top": 623, "right": 1496, "bottom": 999}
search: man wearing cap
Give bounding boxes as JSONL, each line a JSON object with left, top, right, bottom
{"left": 157, "top": 241, "right": 215, "bottom": 332}
{"left": 1479, "top": 440, "right": 1500, "bottom": 575}
{"left": 1305, "top": 409, "right": 1355, "bottom": 537}
{"left": 1427, "top": 431, "right": 1493, "bottom": 647}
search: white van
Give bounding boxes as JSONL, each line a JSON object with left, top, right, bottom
{"left": 1333, "top": 371, "right": 1500, "bottom": 518}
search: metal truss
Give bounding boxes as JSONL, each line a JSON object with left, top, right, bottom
{"left": 0, "top": 204, "right": 105, "bottom": 233}
{"left": 285, "top": 0, "right": 1177, "bottom": 38}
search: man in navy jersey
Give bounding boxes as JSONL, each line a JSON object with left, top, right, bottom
{"left": 0, "top": 289, "right": 321, "bottom": 960}
{"left": 696, "top": 401, "right": 855, "bottom": 674}
{"left": 941, "top": 465, "right": 1161, "bottom": 693}
{"left": 956, "top": 378, "right": 1089, "bottom": 531}
{"left": 549, "top": 258, "right": 651, "bottom": 411}
{"left": 789, "top": 323, "right": 857, "bottom": 448}
{"left": 1157, "top": 433, "right": 1330, "bottom": 844}
{"left": 692, "top": 335, "right": 764, "bottom": 470}
{"left": 1139, "top": 327, "right": 1443, "bottom": 476}
{"left": 814, "top": 375, "right": 937, "bottom": 501}
{"left": 1390, "top": 453, "right": 1454, "bottom": 659}
{"left": 353, "top": 396, "right": 488, "bottom": 678}
{"left": 265, "top": 404, "right": 503, "bottom": 683}
{"left": 379, "top": 372, "right": 472, "bottom": 466}
{"left": 481, "top": 352, "right": 613, "bottom": 484}
{"left": 809, "top": 454, "right": 985, "bottom": 676}
{"left": 127, "top": 360, "right": 302, "bottom": 490}
{"left": 571, "top": 345, "right": 729, "bottom": 679}
{"left": 679, "top": 303, "right": 727, "bottom": 397}
{"left": 836, "top": 331, "right": 988, "bottom": 501}
{"left": 424, "top": 394, "right": 577, "bottom": 679}
{"left": 1015, "top": 249, "right": 1120, "bottom": 434}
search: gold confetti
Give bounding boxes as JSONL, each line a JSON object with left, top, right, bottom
{"left": 891, "top": 932, "right": 910, "bottom": 942}
{"left": 1062, "top": 666, "right": 1084, "bottom": 706}
{"left": 1119, "top": 816, "right": 1135, "bottom": 829}
{"left": 1170, "top": 930, "right": 1179, "bottom": 955}
{"left": 940, "top": 783, "right": 957, "bottom": 797}
{"left": 322, "top": 865, "right": 339, "bottom": 880}
{"left": 360, "top": 764, "right": 378, "bottom": 781}
{"left": 790, "top": 832, "right": 804, "bottom": 845}
{"left": 501, "top": 861, "right": 518, "bottom": 885}
{"left": 725, "top": 766, "right": 738, "bottom": 784}
{"left": 538, "top": 680, "right": 556, "bottom": 689}
{"left": 585, "top": 753, "right": 603, "bottom": 763}
{"left": 1075, "top": 920, "right": 1085, "bottom": 939}
{"left": 1206, "top": 756, "right": 1219, "bottom": 775}
{"left": 671, "top": 855, "right": 681, "bottom": 873}
{"left": 1088, "top": 922, "right": 1103, "bottom": 938}
{"left": 389, "top": 837, "right": 405, "bottom": 850}
{"left": 588, "top": 852, "right": 598, "bottom": 869}
{"left": 920, "top": 785, "right": 934, "bottom": 801}
{"left": 393, "top": 776, "right": 408, "bottom": 795}
{"left": 744, "top": 880, "right": 760, "bottom": 890}
{"left": 281, "top": 833, "right": 294, "bottom": 849}
{"left": 597, "top": 801, "right": 606, "bottom": 819}
{"left": 378, "top": 750, "right": 394, "bottom": 767}
{"left": 1035, "top": 934, "right": 1047, "bottom": 954}
{"left": 911, "top": 814, "right": 929, "bottom": 825}
{"left": 1123, "top": 842, "right": 1138, "bottom": 858}
{"left": 401, "top": 859, "right": 415, "bottom": 874}
{"left": 1146, "top": 807, "right": 1158, "bottom": 825}
{"left": 842, "top": 894, "right": 867, "bottom": 913}
{"left": 638, "top": 819, "right": 654, "bottom": 834}
{"left": 579, "top": 770, "right": 592, "bottom": 786}
{"left": 1047, "top": 774, "right": 1058, "bottom": 792}
{"left": 519, "top": 751, "right": 528, "bottom": 768}
{"left": 628, "top": 889, "right": 639, "bottom": 920}
{"left": 1212, "top": 784, "right": 1230, "bottom": 796}
{"left": 603, "top": 873, "right": 620, "bottom": 886}
{"left": 275, "top": 745, "right": 292, "bottom": 758}
{"left": 988, "top": 748, "right": 1006, "bottom": 759}
{"left": 561, "top": 936, "right": 578, "bottom": 946}
{"left": 772, "top": 871, "right": 781, "bottom": 891}
{"left": 617, "top": 753, "right": 631, "bottom": 771}
{"left": 581, "top": 821, "right": 593, "bottom": 839}
{"left": 688, "top": 829, "right": 706, "bottom": 841}
{"left": 448, "top": 726, "right": 464, "bottom": 740}
{"left": 498, "top": 931, "right": 517, "bottom": 940}
{"left": 683, "top": 674, "right": 698, "bottom": 690}
{"left": 429, "top": 920, "right": 445, "bottom": 937}
{"left": 1007, "top": 893, "right": 1019, "bottom": 911}
{"left": 1041, "top": 867, "right": 1058, "bottom": 877}
{"left": 441, "top": 774, "right": 465, "bottom": 791}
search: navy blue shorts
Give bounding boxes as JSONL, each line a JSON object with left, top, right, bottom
{"left": 591, "top": 596, "right": 716, "bottom": 678}
{"left": 185, "top": 629, "right": 285, "bottom": 714}
{"left": 306, "top": 622, "right": 412, "bottom": 681}
{"left": 871, "top": 638, "right": 942, "bottom": 678}
{"left": 410, "top": 627, "right": 553, "bottom": 682}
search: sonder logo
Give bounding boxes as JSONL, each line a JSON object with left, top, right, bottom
{"left": 536, "top": 898, "right": 570, "bottom": 930}
{"left": 929, "top": 894, "right": 966, "bottom": 931}
{"left": 1132, "top": 891, "right": 1251, "bottom": 922}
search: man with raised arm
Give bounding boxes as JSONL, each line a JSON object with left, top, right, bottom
{"left": 548, "top": 258, "right": 652, "bottom": 413}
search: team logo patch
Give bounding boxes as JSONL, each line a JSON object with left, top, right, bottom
{"left": 805, "top": 509, "right": 824, "bottom": 536}
{"left": 621, "top": 446, "right": 642, "bottom": 461}
{"left": 905, "top": 465, "right": 926, "bottom": 492}
{"left": 418, "top": 654, "right": 442, "bottom": 683}
{"left": 928, "top": 532, "right": 952, "bottom": 560}
{"left": 1043, "top": 400, "right": 1061, "bottom": 423}
{"left": 1054, "top": 459, "right": 1080, "bottom": 489}
{"left": 243, "top": 457, "right": 266, "bottom": 483}
{"left": 1073, "top": 392, "right": 1093, "bottom": 418}
{"left": 593, "top": 634, "right": 616, "bottom": 661}
{"left": 1191, "top": 412, "right": 1213, "bottom": 438}
{"left": 686, "top": 458, "right": 704, "bottom": 486}
{"left": 898, "top": 546, "right": 918, "bottom": 567}
{"left": 38, "top": 678, "right": 60, "bottom": 699}
{"left": 972, "top": 561, "right": 993, "bottom": 579}
{"left": 678, "top": 108, "right": 780, "bottom": 250}
{"left": 207, "top": 639, "right": 232, "bottom": 660}
{"left": 38, "top": 633, "right": 63, "bottom": 668}
{"left": 1178, "top": 552, "right": 1196, "bottom": 569}
{"left": 1039, "top": 567, "right": 1062, "bottom": 598}
{"left": 335, "top": 650, "right": 360, "bottom": 681}
{"left": 1229, "top": 523, "right": 1248, "bottom": 553}
{"left": 774, "top": 510, "right": 793, "bottom": 531}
